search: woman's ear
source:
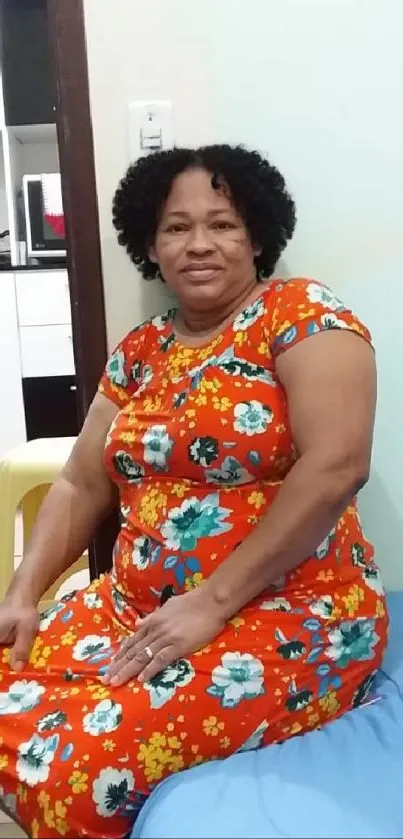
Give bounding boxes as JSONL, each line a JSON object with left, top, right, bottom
{"left": 253, "top": 244, "right": 262, "bottom": 258}
{"left": 148, "top": 245, "right": 158, "bottom": 264}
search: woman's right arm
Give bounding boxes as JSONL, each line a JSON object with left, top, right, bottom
{"left": 7, "top": 393, "right": 119, "bottom": 608}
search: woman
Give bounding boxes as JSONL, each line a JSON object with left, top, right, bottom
{"left": 0, "top": 144, "right": 387, "bottom": 838}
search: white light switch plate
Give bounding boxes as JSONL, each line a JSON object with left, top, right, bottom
{"left": 128, "top": 100, "right": 174, "bottom": 161}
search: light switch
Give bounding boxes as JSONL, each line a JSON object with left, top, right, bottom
{"left": 128, "top": 100, "right": 174, "bottom": 160}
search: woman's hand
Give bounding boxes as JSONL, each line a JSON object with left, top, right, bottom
{"left": 0, "top": 595, "right": 38, "bottom": 671}
{"left": 103, "top": 589, "right": 225, "bottom": 687}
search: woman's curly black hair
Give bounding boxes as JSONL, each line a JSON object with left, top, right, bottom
{"left": 112, "top": 144, "right": 296, "bottom": 280}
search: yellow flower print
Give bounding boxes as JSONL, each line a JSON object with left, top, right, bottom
{"left": 257, "top": 341, "right": 268, "bottom": 355}
{"left": 143, "top": 394, "right": 162, "bottom": 413}
{"left": 194, "top": 393, "right": 207, "bottom": 407}
{"left": 17, "top": 783, "right": 27, "bottom": 803}
{"left": 193, "top": 644, "right": 212, "bottom": 656}
{"left": 102, "top": 739, "right": 116, "bottom": 752}
{"left": 171, "top": 483, "right": 188, "bottom": 498}
{"left": 1, "top": 648, "right": 10, "bottom": 665}
{"left": 61, "top": 629, "right": 77, "bottom": 646}
{"left": 119, "top": 431, "right": 136, "bottom": 444}
{"left": 138, "top": 489, "right": 167, "bottom": 528}
{"left": 376, "top": 598, "right": 386, "bottom": 618}
{"left": 319, "top": 690, "right": 340, "bottom": 718}
{"left": 31, "top": 818, "right": 40, "bottom": 839}
{"left": 0, "top": 754, "right": 8, "bottom": 770}
{"left": 229, "top": 616, "right": 245, "bottom": 629}
{"left": 317, "top": 569, "right": 334, "bottom": 583}
{"left": 184, "top": 572, "right": 204, "bottom": 591}
{"left": 138, "top": 732, "right": 184, "bottom": 783}
{"left": 199, "top": 377, "right": 221, "bottom": 395}
{"left": 342, "top": 584, "right": 364, "bottom": 617}
{"left": 197, "top": 336, "right": 223, "bottom": 360}
{"left": 212, "top": 396, "right": 232, "bottom": 412}
{"left": 87, "top": 683, "right": 110, "bottom": 701}
{"left": 203, "top": 715, "right": 225, "bottom": 737}
{"left": 69, "top": 770, "right": 89, "bottom": 794}
{"left": 93, "top": 613, "right": 102, "bottom": 624}
{"left": 247, "top": 490, "right": 266, "bottom": 509}
{"left": 308, "top": 712, "right": 320, "bottom": 728}
{"left": 220, "top": 736, "right": 231, "bottom": 749}
{"left": 234, "top": 330, "right": 248, "bottom": 347}
{"left": 29, "top": 636, "right": 52, "bottom": 669}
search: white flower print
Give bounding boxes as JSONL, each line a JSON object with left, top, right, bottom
{"left": 161, "top": 493, "right": 232, "bottom": 552}
{"left": 134, "top": 363, "right": 154, "bottom": 395}
{"left": 237, "top": 719, "right": 269, "bottom": 752}
{"left": 92, "top": 767, "right": 135, "bottom": 818}
{"left": 83, "top": 592, "right": 103, "bottom": 610}
{"left": 205, "top": 456, "right": 254, "bottom": 486}
{"left": 72, "top": 635, "right": 111, "bottom": 662}
{"left": 132, "top": 535, "right": 152, "bottom": 570}
{"left": 233, "top": 297, "right": 265, "bottom": 331}
{"left": 315, "top": 527, "right": 336, "bottom": 560}
{"left": 142, "top": 424, "right": 173, "bottom": 471}
{"left": 320, "top": 313, "right": 349, "bottom": 330}
{"left": 0, "top": 680, "right": 45, "bottom": 715}
{"left": 207, "top": 652, "right": 264, "bottom": 708}
{"left": 16, "top": 733, "right": 59, "bottom": 787}
{"left": 260, "top": 597, "right": 292, "bottom": 613}
{"left": 233, "top": 401, "right": 272, "bottom": 436}
{"left": 310, "top": 594, "right": 334, "bottom": 618}
{"left": 83, "top": 699, "right": 123, "bottom": 737}
{"left": 143, "top": 659, "right": 195, "bottom": 709}
{"left": 37, "top": 710, "right": 67, "bottom": 732}
{"left": 112, "top": 588, "right": 127, "bottom": 616}
{"left": 306, "top": 282, "right": 345, "bottom": 311}
{"left": 151, "top": 313, "right": 171, "bottom": 331}
{"left": 0, "top": 785, "right": 17, "bottom": 816}
{"left": 325, "top": 619, "right": 379, "bottom": 668}
{"left": 362, "top": 565, "right": 385, "bottom": 596}
{"left": 39, "top": 601, "right": 65, "bottom": 631}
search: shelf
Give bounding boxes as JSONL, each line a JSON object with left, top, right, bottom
{"left": 8, "top": 123, "right": 57, "bottom": 145}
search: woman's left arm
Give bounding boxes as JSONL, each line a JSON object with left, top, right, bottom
{"left": 202, "top": 327, "right": 376, "bottom": 617}
{"left": 105, "top": 328, "right": 376, "bottom": 686}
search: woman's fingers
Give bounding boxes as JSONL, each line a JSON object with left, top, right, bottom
{"left": 106, "top": 638, "right": 171, "bottom": 687}
{"left": 138, "top": 645, "right": 177, "bottom": 684}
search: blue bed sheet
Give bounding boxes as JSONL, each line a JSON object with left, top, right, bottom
{"left": 132, "top": 592, "right": 403, "bottom": 838}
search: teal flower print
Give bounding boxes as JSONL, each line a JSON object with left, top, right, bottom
{"left": 233, "top": 296, "right": 265, "bottom": 331}
{"left": 142, "top": 425, "right": 173, "bottom": 471}
{"left": 113, "top": 451, "right": 144, "bottom": 483}
{"left": 310, "top": 594, "right": 334, "bottom": 618}
{"left": 72, "top": 635, "right": 111, "bottom": 662}
{"left": 161, "top": 493, "right": 232, "bottom": 551}
{"left": 206, "top": 651, "right": 265, "bottom": 708}
{"left": 205, "top": 456, "right": 254, "bottom": 486}
{"left": 83, "top": 699, "right": 123, "bottom": 737}
{"left": 132, "top": 535, "right": 160, "bottom": 570}
{"left": 16, "top": 733, "right": 59, "bottom": 787}
{"left": 325, "top": 619, "right": 380, "bottom": 668}
{"left": 188, "top": 436, "right": 219, "bottom": 467}
{"left": 306, "top": 282, "right": 345, "bottom": 311}
{"left": 0, "top": 680, "right": 45, "bottom": 715}
{"left": 106, "top": 349, "right": 128, "bottom": 387}
{"left": 315, "top": 527, "right": 336, "bottom": 559}
{"left": 233, "top": 400, "right": 273, "bottom": 436}
{"left": 362, "top": 565, "right": 384, "bottom": 596}
{"left": 143, "top": 659, "right": 195, "bottom": 709}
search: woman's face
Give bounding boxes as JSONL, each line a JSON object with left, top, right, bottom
{"left": 150, "top": 168, "right": 259, "bottom": 310}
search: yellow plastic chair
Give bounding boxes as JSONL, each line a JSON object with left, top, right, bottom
{"left": 0, "top": 437, "right": 89, "bottom": 610}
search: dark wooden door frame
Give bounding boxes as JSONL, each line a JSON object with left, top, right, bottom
{"left": 47, "top": 0, "right": 118, "bottom": 578}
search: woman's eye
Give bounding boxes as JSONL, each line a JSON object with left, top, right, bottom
{"left": 211, "top": 221, "right": 236, "bottom": 230}
{"left": 165, "top": 224, "right": 187, "bottom": 233}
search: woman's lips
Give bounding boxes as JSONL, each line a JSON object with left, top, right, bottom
{"left": 181, "top": 265, "right": 223, "bottom": 281}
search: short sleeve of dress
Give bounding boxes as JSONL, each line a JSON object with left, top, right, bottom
{"left": 267, "top": 278, "right": 372, "bottom": 359}
{"left": 98, "top": 320, "right": 150, "bottom": 407}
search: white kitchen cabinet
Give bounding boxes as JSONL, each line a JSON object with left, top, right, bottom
{"left": 0, "top": 272, "right": 26, "bottom": 459}
{"left": 19, "top": 323, "right": 74, "bottom": 378}
{"left": 16, "top": 269, "right": 71, "bottom": 326}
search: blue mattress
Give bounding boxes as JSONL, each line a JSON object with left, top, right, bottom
{"left": 132, "top": 592, "right": 403, "bottom": 838}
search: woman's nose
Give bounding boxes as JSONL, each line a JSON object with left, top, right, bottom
{"left": 186, "top": 225, "right": 215, "bottom": 253}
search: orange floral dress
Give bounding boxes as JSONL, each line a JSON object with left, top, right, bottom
{"left": 0, "top": 279, "right": 388, "bottom": 838}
